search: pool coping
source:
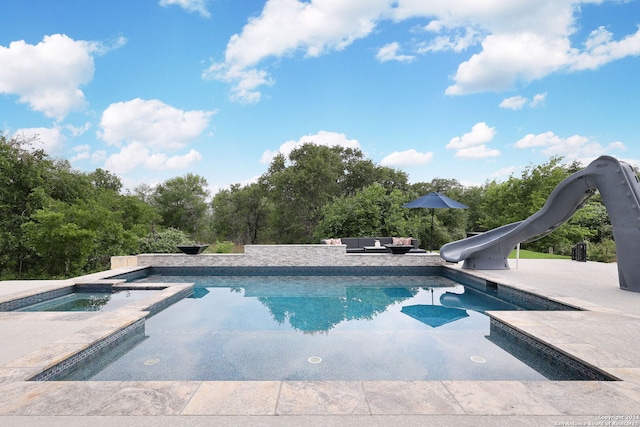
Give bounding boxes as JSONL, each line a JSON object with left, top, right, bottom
{"left": 2, "top": 263, "right": 640, "bottom": 419}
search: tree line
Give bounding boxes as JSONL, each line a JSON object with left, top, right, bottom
{"left": 1, "top": 133, "right": 621, "bottom": 279}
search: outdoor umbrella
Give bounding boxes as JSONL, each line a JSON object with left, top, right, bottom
{"left": 402, "top": 192, "right": 468, "bottom": 252}
{"left": 401, "top": 304, "right": 469, "bottom": 328}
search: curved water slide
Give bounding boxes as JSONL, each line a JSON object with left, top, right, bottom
{"left": 440, "top": 156, "right": 640, "bottom": 292}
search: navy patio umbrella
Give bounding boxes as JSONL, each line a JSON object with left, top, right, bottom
{"left": 403, "top": 192, "right": 468, "bottom": 252}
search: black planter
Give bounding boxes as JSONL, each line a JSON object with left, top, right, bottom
{"left": 177, "top": 245, "right": 209, "bottom": 255}
{"left": 384, "top": 244, "right": 413, "bottom": 255}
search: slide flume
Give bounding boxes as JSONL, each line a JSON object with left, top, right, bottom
{"left": 440, "top": 156, "right": 640, "bottom": 292}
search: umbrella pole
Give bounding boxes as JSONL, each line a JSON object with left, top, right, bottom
{"left": 430, "top": 208, "right": 435, "bottom": 252}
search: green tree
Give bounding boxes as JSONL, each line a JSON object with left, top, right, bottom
{"left": 264, "top": 145, "right": 344, "bottom": 242}
{"left": 21, "top": 194, "right": 147, "bottom": 276}
{"left": 21, "top": 204, "right": 95, "bottom": 277}
{"left": 89, "top": 168, "right": 123, "bottom": 193}
{"left": 152, "top": 174, "right": 210, "bottom": 239}
{"left": 455, "top": 185, "right": 486, "bottom": 232}
{"left": 338, "top": 149, "right": 409, "bottom": 196}
{"left": 1, "top": 132, "right": 164, "bottom": 278}
{"left": 0, "top": 134, "right": 61, "bottom": 277}
{"left": 211, "top": 182, "right": 271, "bottom": 244}
{"left": 117, "top": 193, "right": 161, "bottom": 239}
{"left": 477, "top": 157, "right": 595, "bottom": 254}
{"left": 262, "top": 143, "right": 409, "bottom": 243}
{"left": 313, "top": 184, "right": 409, "bottom": 240}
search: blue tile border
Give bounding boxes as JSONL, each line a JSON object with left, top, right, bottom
{"left": 0, "top": 286, "right": 74, "bottom": 311}
{"left": 497, "top": 284, "right": 577, "bottom": 311}
{"left": 145, "top": 285, "right": 193, "bottom": 316}
{"left": 442, "top": 268, "right": 578, "bottom": 311}
{"left": 109, "top": 268, "right": 150, "bottom": 282}
{"left": 144, "top": 265, "right": 440, "bottom": 277}
{"left": 29, "top": 319, "right": 146, "bottom": 381}
{"left": 489, "top": 318, "right": 617, "bottom": 381}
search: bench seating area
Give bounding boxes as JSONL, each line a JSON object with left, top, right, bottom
{"left": 322, "top": 237, "right": 427, "bottom": 254}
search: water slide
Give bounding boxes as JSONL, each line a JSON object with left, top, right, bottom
{"left": 440, "top": 156, "right": 640, "bottom": 292}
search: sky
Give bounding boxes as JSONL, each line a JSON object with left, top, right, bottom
{"left": 2, "top": 0, "right": 640, "bottom": 195}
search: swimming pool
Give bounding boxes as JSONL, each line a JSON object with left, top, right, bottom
{"left": 60, "top": 267, "right": 593, "bottom": 382}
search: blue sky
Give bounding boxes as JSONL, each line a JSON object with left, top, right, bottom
{"left": 2, "top": 0, "right": 640, "bottom": 194}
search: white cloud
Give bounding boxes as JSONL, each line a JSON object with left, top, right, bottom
{"left": 104, "top": 142, "right": 148, "bottom": 173}
{"left": 203, "top": 63, "right": 274, "bottom": 104}
{"left": 436, "top": 6, "right": 640, "bottom": 95}
{"left": 445, "top": 32, "right": 571, "bottom": 95}
{"left": 380, "top": 149, "right": 433, "bottom": 167}
{"left": 12, "top": 126, "right": 65, "bottom": 154}
{"left": 393, "top": 0, "right": 577, "bottom": 36}
{"left": 515, "top": 131, "right": 627, "bottom": 160}
{"left": 446, "top": 122, "right": 499, "bottom": 159}
{"left": 69, "top": 151, "right": 90, "bottom": 163}
{"left": 206, "top": 1, "right": 640, "bottom": 102}
{"left": 530, "top": 92, "right": 547, "bottom": 107}
{"left": 447, "top": 122, "right": 496, "bottom": 149}
{"left": 423, "top": 20, "right": 444, "bottom": 33}
{"left": 92, "top": 150, "right": 107, "bottom": 163}
{"left": 499, "top": 92, "right": 546, "bottom": 109}
{"left": 204, "top": 0, "right": 391, "bottom": 103}
{"left": 260, "top": 130, "right": 360, "bottom": 164}
{"left": 159, "top": 0, "right": 210, "bottom": 17}
{"left": 515, "top": 131, "right": 561, "bottom": 149}
{"left": 0, "top": 34, "right": 97, "bottom": 120}
{"left": 570, "top": 26, "right": 640, "bottom": 71}
{"left": 454, "top": 144, "right": 500, "bottom": 159}
{"left": 416, "top": 25, "right": 482, "bottom": 54}
{"left": 0, "top": 34, "right": 125, "bottom": 120}
{"left": 490, "top": 166, "right": 517, "bottom": 179}
{"left": 69, "top": 144, "right": 107, "bottom": 165}
{"left": 73, "top": 144, "right": 91, "bottom": 152}
{"left": 105, "top": 142, "right": 203, "bottom": 174}
{"left": 376, "top": 42, "right": 415, "bottom": 63}
{"left": 145, "top": 149, "right": 203, "bottom": 170}
{"left": 499, "top": 96, "right": 528, "bottom": 110}
{"left": 66, "top": 122, "right": 92, "bottom": 136}
{"left": 98, "top": 98, "right": 214, "bottom": 173}
{"left": 98, "top": 98, "right": 214, "bottom": 149}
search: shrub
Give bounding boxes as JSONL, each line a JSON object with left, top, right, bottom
{"left": 586, "top": 238, "right": 616, "bottom": 263}
{"left": 138, "top": 228, "right": 190, "bottom": 253}
{"left": 213, "top": 240, "right": 234, "bottom": 253}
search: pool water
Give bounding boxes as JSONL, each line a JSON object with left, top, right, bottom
{"left": 17, "top": 290, "right": 158, "bottom": 312}
{"left": 72, "top": 274, "right": 575, "bottom": 381}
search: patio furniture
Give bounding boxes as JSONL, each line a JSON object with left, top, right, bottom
{"left": 363, "top": 245, "right": 389, "bottom": 253}
{"left": 322, "top": 237, "right": 426, "bottom": 253}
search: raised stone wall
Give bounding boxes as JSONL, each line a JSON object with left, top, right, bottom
{"left": 110, "top": 256, "right": 138, "bottom": 269}
{"left": 114, "top": 244, "right": 443, "bottom": 269}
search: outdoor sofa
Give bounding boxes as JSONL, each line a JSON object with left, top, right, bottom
{"left": 321, "top": 237, "right": 426, "bottom": 253}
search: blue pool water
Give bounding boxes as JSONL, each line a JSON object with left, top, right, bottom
{"left": 70, "top": 273, "right": 579, "bottom": 381}
{"left": 17, "top": 290, "right": 158, "bottom": 312}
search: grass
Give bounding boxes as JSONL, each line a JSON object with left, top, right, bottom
{"left": 508, "top": 249, "right": 570, "bottom": 259}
